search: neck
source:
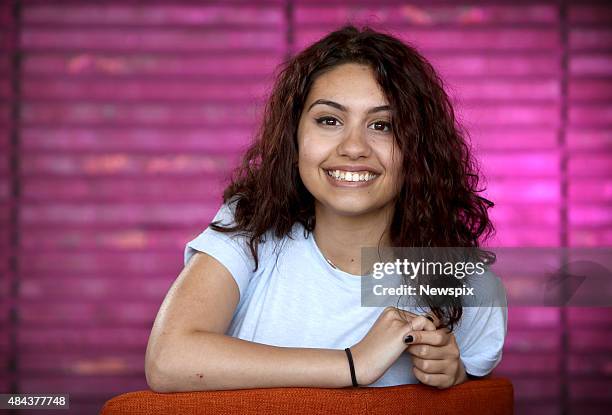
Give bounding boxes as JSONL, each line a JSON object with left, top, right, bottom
{"left": 312, "top": 203, "right": 394, "bottom": 275}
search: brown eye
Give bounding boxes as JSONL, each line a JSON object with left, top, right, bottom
{"left": 370, "top": 121, "right": 391, "bottom": 133}
{"left": 315, "top": 116, "right": 341, "bottom": 127}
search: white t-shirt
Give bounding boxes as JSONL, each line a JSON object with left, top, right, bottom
{"left": 184, "top": 200, "right": 508, "bottom": 387}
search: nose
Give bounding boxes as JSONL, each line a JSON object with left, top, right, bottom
{"left": 337, "top": 125, "right": 372, "bottom": 160}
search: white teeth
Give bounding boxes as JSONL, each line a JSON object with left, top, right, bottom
{"left": 326, "top": 169, "right": 377, "bottom": 182}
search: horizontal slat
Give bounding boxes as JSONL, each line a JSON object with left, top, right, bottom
{"left": 569, "top": 379, "right": 612, "bottom": 401}
{"left": 495, "top": 353, "right": 560, "bottom": 375}
{"left": 19, "top": 302, "right": 158, "bottom": 326}
{"left": 567, "top": 128, "right": 612, "bottom": 150}
{"left": 20, "top": 154, "right": 240, "bottom": 176}
{"left": 570, "top": 54, "right": 612, "bottom": 76}
{"left": 19, "top": 251, "right": 184, "bottom": 273}
{"left": 22, "top": 78, "right": 269, "bottom": 101}
{"left": 569, "top": 105, "right": 612, "bottom": 126}
{"left": 570, "top": 5, "right": 612, "bottom": 24}
{"left": 20, "top": 277, "right": 172, "bottom": 301}
{"left": 512, "top": 378, "right": 562, "bottom": 400}
{"left": 19, "top": 102, "right": 261, "bottom": 128}
{"left": 294, "top": 5, "right": 558, "bottom": 25}
{"left": 569, "top": 329, "right": 612, "bottom": 352}
{"left": 295, "top": 28, "right": 560, "bottom": 52}
{"left": 19, "top": 351, "right": 144, "bottom": 375}
{"left": 21, "top": 269, "right": 182, "bottom": 280}
{"left": 479, "top": 152, "right": 561, "bottom": 177}
{"left": 483, "top": 179, "right": 560, "bottom": 203}
{"left": 429, "top": 53, "right": 561, "bottom": 77}
{"left": 20, "top": 227, "right": 199, "bottom": 251}
{"left": 448, "top": 79, "right": 560, "bottom": 101}
{"left": 570, "top": 28, "right": 612, "bottom": 50}
{"left": 569, "top": 179, "right": 612, "bottom": 202}
{"left": 19, "top": 375, "right": 147, "bottom": 399}
{"left": 21, "top": 28, "right": 285, "bottom": 52}
{"left": 471, "top": 128, "right": 558, "bottom": 150}
{"left": 569, "top": 206, "right": 612, "bottom": 227}
{"left": 487, "top": 236, "right": 558, "bottom": 253}
{"left": 20, "top": 203, "right": 220, "bottom": 226}
{"left": 569, "top": 354, "right": 612, "bottom": 376}
{"left": 569, "top": 403, "right": 612, "bottom": 414}
{"left": 504, "top": 329, "right": 561, "bottom": 352}
{"left": 459, "top": 103, "right": 560, "bottom": 126}
{"left": 18, "top": 327, "right": 149, "bottom": 350}
{"left": 570, "top": 228, "right": 612, "bottom": 247}
{"left": 568, "top": 307, "right": 612, "bottom": 326}
{"left": 569, "top": 79, "right": 612, "bottom": 101}
{"left": 489, "top": 205, "right": 560, "bottom": 225}
{"left": 23, "top": 53, "right": 284, "bottom": 77}
{"left": 568, "top": 155, "right": 612, "bottom": 177}
{"left": 21, "top": 127, "right": 255, "bottom": 153}
{"left": 514, "top": 402, "right": 561, "bottom": 415}
{"left": 508, "top": 308, "right": 561, "bottom": 329}
{"left": 21, "top": 102, "right": 262, "bottom": 125}
{"left": 22, "top": 177, "right": 226, "bottom": 202}
{"left": 23, "top": 4, "right": 284, "bottom": 26}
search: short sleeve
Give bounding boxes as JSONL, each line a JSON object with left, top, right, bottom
{"left": 184, "top": 200, "right": 255, "bottom": 302}
{"left": 456, "top": 270, "right": 508, "bottom": 377}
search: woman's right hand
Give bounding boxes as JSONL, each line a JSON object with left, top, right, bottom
{"left": 348, "top": 306, "right": 436, "bottom": 385}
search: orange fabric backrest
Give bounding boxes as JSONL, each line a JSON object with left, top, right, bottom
{"left": 100, "top": 377, "right": 513, "bottom": 415}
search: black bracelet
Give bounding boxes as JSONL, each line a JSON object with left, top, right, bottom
{"left": 344, "top": 348, "right": 359, "bottom": 387}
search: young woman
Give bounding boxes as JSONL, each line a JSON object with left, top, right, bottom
{"left": 145, "top": 25, "right": 507, "bottom": 392}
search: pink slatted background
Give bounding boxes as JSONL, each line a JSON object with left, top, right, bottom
{"left": 1, "top": 0, "right": 15, "bottom": 402}
{"left": 0, "top": 1, "right": 611, "bottom": 414}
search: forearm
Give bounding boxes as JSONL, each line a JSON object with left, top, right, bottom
{"left": 147, "top": 331, "right": 353, "bottom": 392}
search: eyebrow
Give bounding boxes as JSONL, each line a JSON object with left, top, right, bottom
{"left": 307, "top": 99, "right": 391, "bottom": 115}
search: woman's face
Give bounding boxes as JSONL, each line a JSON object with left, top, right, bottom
{"left": 297, "top": 63, "right": 403, "bottom": 218}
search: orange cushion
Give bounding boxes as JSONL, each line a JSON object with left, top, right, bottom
{"left": 100, "top": 377, "right": 513, "bottom": 415}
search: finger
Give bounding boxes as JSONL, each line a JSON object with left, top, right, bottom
{"left": 423, "top": 313, "right": 442, "bottom": 329}
{"left": 413, "top": 366, "right": 453, "bottom": 389}
{"left": 389, "top": 307, "right": 419, "bottom": 321}
{"left": 411, "top": 356, "right": 452, "bottom": 375}
{"left": 403, "top": 329, "right": 451, "bottom": 347}
{"left": 411, "top": 315, "right": 437, "bottom": 331}
{"left": 405, "top": 344, "right": 447, "bottom": 360}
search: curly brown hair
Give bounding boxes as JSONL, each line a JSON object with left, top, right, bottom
{"left": 210, "top": 24, "right": 495, "bottom": 329}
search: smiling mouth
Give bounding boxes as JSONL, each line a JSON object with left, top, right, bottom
{"left": 324, "top": 169, "right": 379, "bottom": 183}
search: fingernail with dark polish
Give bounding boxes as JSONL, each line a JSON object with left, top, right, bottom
{"left": 404, "top": 335, "right": 414, "bottom": 344}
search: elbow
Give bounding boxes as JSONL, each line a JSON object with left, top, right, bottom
{"left": 146, "top": 358, "right": 173, "bottom": 393}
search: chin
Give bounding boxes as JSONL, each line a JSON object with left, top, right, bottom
{"left": 322, "top": 198, "right": 382, "bottom": 217}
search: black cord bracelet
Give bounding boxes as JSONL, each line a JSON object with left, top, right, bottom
{"left": 344, "top": 348, "right": 359, "bottom": 387}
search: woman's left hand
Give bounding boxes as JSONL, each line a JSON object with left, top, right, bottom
{"left": 405, "top": 326, "right": 468, "bottom": 389}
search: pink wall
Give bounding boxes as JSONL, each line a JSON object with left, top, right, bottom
{"left": 1, "top": 1, "right": 611, "bottom": 414}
